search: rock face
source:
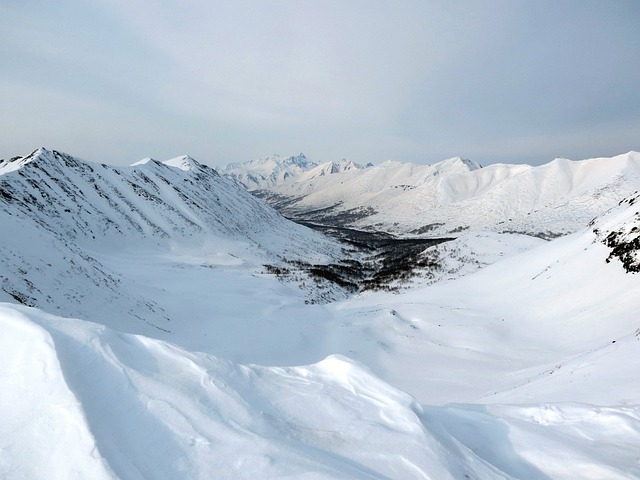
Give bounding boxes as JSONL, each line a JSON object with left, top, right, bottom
{"left": 592, "top": 193, "right": 640, "bottom": 273}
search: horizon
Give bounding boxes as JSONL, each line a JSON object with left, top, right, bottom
{"left": 2, "top": 1, "right": 639, "bottom": 167}
{"left": 4, "top": 145, "right": 640, "bottom": 171}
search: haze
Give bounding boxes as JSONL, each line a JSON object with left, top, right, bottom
{"left": 1, "top": 0, "right": 639, "bottom": 167}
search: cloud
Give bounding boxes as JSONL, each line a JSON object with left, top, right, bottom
{"left": 1, "top": 0, "right": 639, "bottom": 166}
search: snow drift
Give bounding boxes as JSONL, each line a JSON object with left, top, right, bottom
{"left": 3, "top": 303, "right": 639, "bottom": 479}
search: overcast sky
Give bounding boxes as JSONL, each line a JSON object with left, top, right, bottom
{"left": 1, "top": 0, "right": 639, "bottom": 167}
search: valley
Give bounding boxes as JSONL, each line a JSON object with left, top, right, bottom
{"left": 2, "top": 148, "right": 640, "bottom": 479}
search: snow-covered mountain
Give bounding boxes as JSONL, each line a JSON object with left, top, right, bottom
{"left": 222, "top": 153, "right": 318, "bottom": 190}
{"left": 3, "top": 147, "right": 640, "bottom": 478}
{"left": 228, "top": 152, "right": 640, "bottom": 237}
{"left": 0, "top": 148, "right": 336, "bottom": 253}
{"left": 0, "top": 148, "right": 342, "bottom": 328}
{"left": 222, "top": 153, "right": 370, "bottom": 191}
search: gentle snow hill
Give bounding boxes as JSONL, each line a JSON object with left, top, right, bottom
{"left": 3, "top": 302, "right": 640, "bottom": 479}
{"left": 394, "top": 231, "right": 546, "bottom": 288}
{"left": 228, "top": 152, "right": 640, "bottom": 237}
{"left": 0, "top": 148, "right": 342, "bottom": 327}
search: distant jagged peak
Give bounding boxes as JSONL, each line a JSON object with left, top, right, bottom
{"left": 282, "top": 153, "right": 314, "bottom": 168}
{"left": 225, "top": 153, "right": 317, "bottom": 172}
{"left": 266, "top": 152, "right": 309, "bottom": 164}
{"left": 306, "top": 158, "right": 367, "bottom": 177}
{"left": 221, "top": 153, "right": 321, "bottom": 189}
{"left": 331, "top": 158, "right": 366, "bottom": 173}
{"left": 256, "top": 153, "right": 315, "bottom": 170}
{"left": 263, "top": 153, "right": 316, "bottom": 169}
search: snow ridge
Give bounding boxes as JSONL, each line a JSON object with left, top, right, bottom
{"left": 0, "top": 147, "right": 341, "bottom": 325}
{"left": 222, "top": 153, "right": 371, "bottom": 191}
{"left": 5, "top": 302, "right": 640, "bottom": 479}
{"left": 0, "top": 148, "right": 336, "bottom": 254}
{"left": 226, "top": 151, "right": 640, "bottom": 237}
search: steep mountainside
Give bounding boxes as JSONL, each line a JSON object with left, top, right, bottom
{"left": 0, "top": 148, "right": 342, "bottom": 327}
{"left": 227, "top": 152, "right": 640, "bottom": 237}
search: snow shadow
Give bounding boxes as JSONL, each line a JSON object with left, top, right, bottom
{"left": 45, "top": 326, "right": 188, "bottom": 479}
{"left": 420, "top": 404, "right": 551, "bottom": 479}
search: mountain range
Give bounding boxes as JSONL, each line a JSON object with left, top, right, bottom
{"left": 2, "top": 147, "right": 640, "bottom": 479}
{"left": 0, "top": 148, "right": 342, "bottom": 329}
{"left": 224, "top": 151, "right": 640, "bottom": 238}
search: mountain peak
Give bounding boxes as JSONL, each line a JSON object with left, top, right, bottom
{"left": 0, "top": 147, "right": 83, "bottom": 175}
{"left": 222, "top": 153, "right": 320, "bottom": 190}
{"left": 163, "top": 155, "right": 200, "bottom": 171}
{"left": 131, "top": 157, "right": 158, "bottom": 167}
{"left": 283, "top": 153, "right": 313, "bottom": 169}
{"left": 329, "top": 158, "right": 364, "bottom": 174}
{"left": 433, "top": 156, "right": 482, "bottom": 174}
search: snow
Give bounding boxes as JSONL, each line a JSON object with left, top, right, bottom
{"left": 2, "top": 147, "right": 640, "bottom": 478}
{"left": 394, "top": 231, "right": 546, "bottom": 287}
{"left": 162, "top": 155, "right": 199, "bottom": 171}
{"left": 4, "top": 303, "right": 640, "bottom": 479}
{"left": 225, "top": 151, "right": 640, "bottom": 237}
{"left": 130, "top": 157, "right": 156, "bottom": 166}
{"left": 223, "top": 153, "right": 324, "bottom": 190}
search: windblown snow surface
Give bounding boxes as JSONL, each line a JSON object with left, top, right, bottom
{"left": 2, "top": 149, "right": 640, "bottom": 479}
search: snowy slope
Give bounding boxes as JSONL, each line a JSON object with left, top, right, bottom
{"left": 395, "top": 231, "right": 546, "bottom": 288}
{"left": 0, "top": 148, "right": 338, "bottom": 255}
{"left": 0, "top": 148, "right": 342, "bottom": 328}
{"left": 3, "top": 147, "right": 640, "bottom": 478}
{"left": 229, "top": 152, "right": 640, "bottom": 237}
{"left": 3, "top": 303, "right": 640, "bottom": 480}
{"left": 327, "top": 192, "right": 640, "bottom": 406}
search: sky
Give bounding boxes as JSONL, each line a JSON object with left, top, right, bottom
{"left": 1, "top": 0, "right": 639, "bottom": 167}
